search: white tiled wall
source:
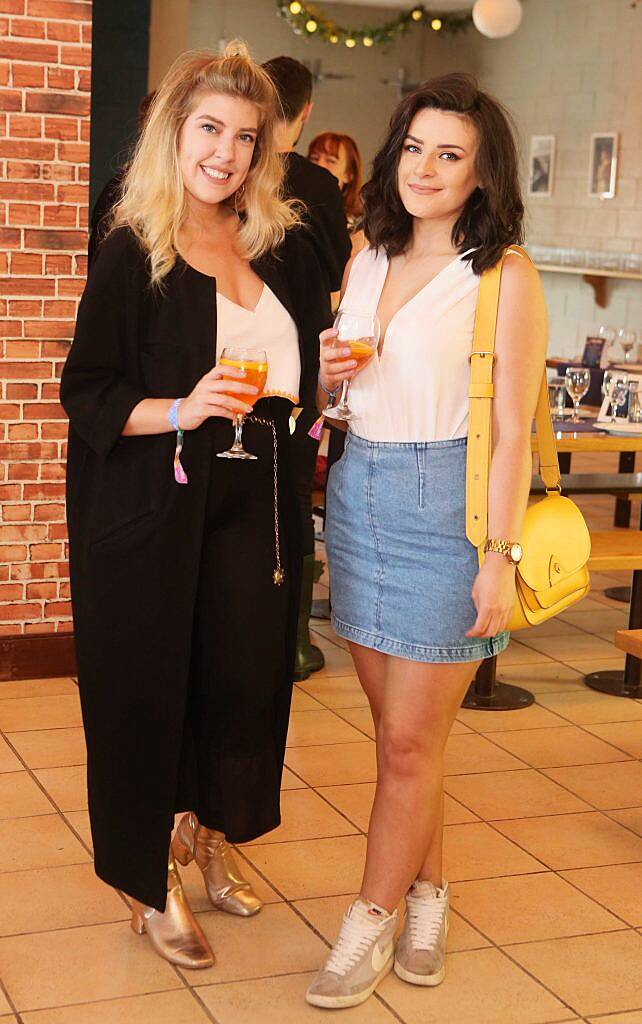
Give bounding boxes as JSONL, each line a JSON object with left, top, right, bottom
{"left": 469, "top": 0, "right": 642, "bottom": 358}
{"left": 150, "top": 0, "right": 642, "bottom": 358}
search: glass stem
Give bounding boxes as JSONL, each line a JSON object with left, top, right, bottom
{"left": 231, "top": 414, "right": 245, "bottom": 451}
{"left": 338, "top": 380, "right": 350, "bottom": 411}
{"left": 574, "top": 400, "right": 580, "bottom": 422}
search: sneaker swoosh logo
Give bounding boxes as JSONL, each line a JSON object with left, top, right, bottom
{"left": 371, "top": 942, "right": 391, "bottom": 973}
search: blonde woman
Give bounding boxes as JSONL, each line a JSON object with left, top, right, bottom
{"left": 61, "top": 45, "right": 330, "bottom": 968}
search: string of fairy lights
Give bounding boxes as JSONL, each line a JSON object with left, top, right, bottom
{"left": 276, "top": 2, "right": 473, "bottom": 47}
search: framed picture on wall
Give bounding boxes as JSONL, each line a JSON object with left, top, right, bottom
{"left": 588, "top": 132, "right": 619, "bottom": 199}
{"left": 528, "top": 135, "right": 555, "bottom": 197}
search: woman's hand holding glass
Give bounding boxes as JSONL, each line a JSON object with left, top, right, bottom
{"left": 178, "top": 362, "right": 259, "bottom": 431}
{"left": 318, "top": 328, "right": 359, "bottom": 397}
{"left": 319, "top": 311, "right": 380, "bottom": 422}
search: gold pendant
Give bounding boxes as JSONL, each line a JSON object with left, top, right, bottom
{"left": 273, "top": 568, "right": 285, "bottom": 586}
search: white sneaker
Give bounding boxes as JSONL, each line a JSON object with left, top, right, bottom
{"left": 394, "top": 879, "right": 449, "bottom": 986}
{"left": 306, "top": 898, "right": 397, "bottom": 1009}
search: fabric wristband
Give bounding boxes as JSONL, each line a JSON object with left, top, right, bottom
{"left": 168, "top": 399, "right": 188, "bottom": 485}
{"left": 168, "top": 398, "right": 183, "bottom": 432}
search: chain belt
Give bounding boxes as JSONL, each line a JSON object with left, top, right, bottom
{"left": 246, "top": 415, "right": 284, "bottom": 586}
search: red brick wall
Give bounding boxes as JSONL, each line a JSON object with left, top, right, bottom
{"left": 0, "top": 0, "right": 91, "bottom": 635}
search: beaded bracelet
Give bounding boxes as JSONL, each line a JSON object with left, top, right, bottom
{"left": 318, "top": 379, "right": 340, "bottom": 398}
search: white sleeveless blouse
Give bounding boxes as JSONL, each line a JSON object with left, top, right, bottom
{"left": 339, "top": 246, "right": 480, "bottom": 442}
{"left": 217, "top": 284, "right": 300, "bottom": 404}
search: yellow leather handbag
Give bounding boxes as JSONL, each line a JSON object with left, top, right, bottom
{"left": 466, "top": 247, "right": 591, "bottom": 631}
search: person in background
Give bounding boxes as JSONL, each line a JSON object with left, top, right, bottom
{"left": 88, "top": 91, "right": 156, "bottom": 266}
{"left": 263, "top": 56, "right": 352, "bottom": 681}
{"left": 308, "top": 131, "right": 365, "bottom": 255}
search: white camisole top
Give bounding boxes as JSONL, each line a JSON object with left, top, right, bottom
{"left": 216, "top": 284, "right": 300, "bottom": 405}
{"left": 339, "top": 245, "right": 481, "bottom": 443}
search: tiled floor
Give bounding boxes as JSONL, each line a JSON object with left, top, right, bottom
{"left": 1, "top": 478, "right": 641, "bottom": 1022}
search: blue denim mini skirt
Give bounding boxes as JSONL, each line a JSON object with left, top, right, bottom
{"left": 325, "top": 432, "right": 510, "bottom": 664}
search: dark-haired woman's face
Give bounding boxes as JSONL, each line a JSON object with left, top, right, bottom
{"left": 397, "top": 108, "right": 480, "bottom": 224}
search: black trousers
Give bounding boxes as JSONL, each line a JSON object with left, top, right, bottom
{"left": 175, "top": 401, "right": 299, "bottom": 843}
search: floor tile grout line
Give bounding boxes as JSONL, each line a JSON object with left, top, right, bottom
{"left": 601, "top": 807, "right": 642, "bottom": 841}
{"left": 0, "top": 731, "right": 91, "bottom": 845}
{"left": 0, "top": 985, "right": 195, "bottom": 1019}
{"left": 181, "top": 975, "right": 222, "bottom": 1024}
{"left": 0, "top": 978, "right": 20, "bottom": 1024}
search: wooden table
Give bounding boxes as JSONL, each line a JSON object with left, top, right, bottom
{"left": 532, "top": 431, "right": 642, "bottom": 454}
{"left": 532, "top": 426, "right": 642, "bottom": 527}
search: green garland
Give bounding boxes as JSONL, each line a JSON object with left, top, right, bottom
{"left": 276, "top": 2, "right": 472, "bottom": 46}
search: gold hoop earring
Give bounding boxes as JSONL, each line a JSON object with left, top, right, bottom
{"left": 234, "top": 183, "right": 246, "bottom": 213}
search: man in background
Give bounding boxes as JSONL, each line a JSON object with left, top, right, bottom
{"left": 263, "top": 56, "right": 351, "bottom": 297}
{"left": 263, "top": 56, "right": 352, "bottom": 681}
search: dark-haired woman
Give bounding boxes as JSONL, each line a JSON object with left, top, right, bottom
{"left": 306, "top": 74, "right": 547, "bottom": 1009}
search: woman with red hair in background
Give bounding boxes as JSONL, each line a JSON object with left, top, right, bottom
{"left": 308, "top": 132, "right": 365, "bottom": 255}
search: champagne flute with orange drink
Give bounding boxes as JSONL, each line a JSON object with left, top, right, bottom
{"left": 324, "top": 311, "right": 380, "bottom": 422}
{"left": 216, "top": 346, "right": 268, "bottom": 460}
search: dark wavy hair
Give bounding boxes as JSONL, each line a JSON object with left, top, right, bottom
{"left": 362, "top": 73, "right": 524, "bottom": 275}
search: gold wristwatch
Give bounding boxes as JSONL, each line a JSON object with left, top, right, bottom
{"left": 484, "top": 538, "right": 523, "bottom": 566}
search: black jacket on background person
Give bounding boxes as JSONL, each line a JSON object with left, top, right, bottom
{"left": 60, "top": 225, "right": 331, "bottom": 910}
{"left": 87, "top": 168, "right": 125, "bottom": 267}
{"left": 283, "top": 151, "right": 351, "bottom": 293}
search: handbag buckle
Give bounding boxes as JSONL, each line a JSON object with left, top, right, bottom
{"left": 469, "top": 350, "right": 497, "bottom": 363}
{"left": 546, "top": 485, "right": 563, "bottom": 495}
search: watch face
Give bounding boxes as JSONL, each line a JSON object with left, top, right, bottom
{"left": 510, "top": 543, "right": 523, "bottom": 563}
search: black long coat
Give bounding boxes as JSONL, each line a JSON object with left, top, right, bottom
{"left": 60, "top": 226, "right": 330, "bottom": 910}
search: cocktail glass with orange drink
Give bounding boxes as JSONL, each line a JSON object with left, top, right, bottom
{"left": 324, "top": 311, "right": 380, "bottom": 422}
{"left": 216, "top": 346, "right": 268, "bottom": 460}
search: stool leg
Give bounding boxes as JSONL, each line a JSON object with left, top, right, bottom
{"left": 462, "top": 655, "right": 534, "bottom": 710}
{"left": 613, "top": 452, "right": 634, "bottom": 528}
{"left": 606, "top": 470, "right": 637, "bottom": 603}
{"left": 585, "top": 568, "right": 642, "bottom": 698}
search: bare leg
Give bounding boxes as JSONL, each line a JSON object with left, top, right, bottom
{"left": 348, "top": 641, "right": 386, "bottom": 730}
{"left": 359, "top": 656, "right": 479, "bottom": 912}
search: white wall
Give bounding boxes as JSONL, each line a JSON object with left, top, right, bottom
{"left": 468, "top": 0, "right": 642, "bottom": 358}
{"left": 149, "top": 0, "right": 642, "bottom": 358}
{"left": 152, "top": 0, "right": 474, "bottom": 169}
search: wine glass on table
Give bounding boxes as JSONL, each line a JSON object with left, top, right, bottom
{"left": 216, "top": 347, "right": 268, "bottom": 460}
{"left": 602, "top": 369, "right": 629, "bottom": 422}
{"left": 598, "top": 324, "right": 616, "bottom": 364}
{"left": 323, "top": 311, "right": 380, "bottom": 422}
{"left": 617, "top": 328, "right": 637, "bottom": 363}
{"left": 564, "top": 366, "right": 590, "bottom": 423}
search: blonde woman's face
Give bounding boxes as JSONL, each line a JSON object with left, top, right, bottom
{"left": 178, "top": 92, "right": 259, "bottom": 207}
{"left": 397, "top": 108, "right": 480, "bottom": 222}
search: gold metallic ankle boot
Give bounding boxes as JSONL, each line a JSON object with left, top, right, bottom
{"left": 172, "top": 812, "right": 262, "bottom": 917}
{"left": 130, "top": 853, "right": 214, "bottom": 969}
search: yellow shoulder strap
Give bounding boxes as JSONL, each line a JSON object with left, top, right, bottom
{"left": 465, "top": 246, "right": 561, "bottom": 548}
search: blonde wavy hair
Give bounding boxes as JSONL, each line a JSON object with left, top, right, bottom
{"left": 112, "top": 42, "right": 299, "bottom": 286}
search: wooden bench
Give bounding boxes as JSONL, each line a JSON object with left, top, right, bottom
{"left": 615, "top": 628, "right": 642, "bottom": 659}
{"left": 464, "top": 527, "right": 642, "bottom": 710}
